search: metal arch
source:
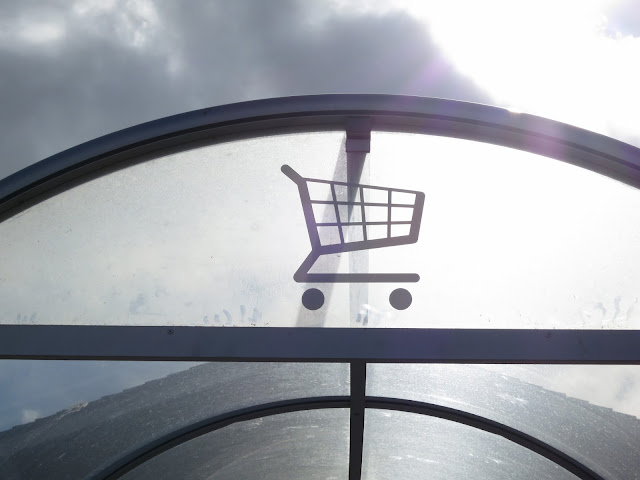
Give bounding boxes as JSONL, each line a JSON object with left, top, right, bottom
{"left": 2, "top": 94, "right": 640, "bottom": 219}
{"left": 94, "top": 395, "right": 603, "bottom": 480}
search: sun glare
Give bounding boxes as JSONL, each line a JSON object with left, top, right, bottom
{"left": 393, "top": 0, "right": 640, "bottom": 145}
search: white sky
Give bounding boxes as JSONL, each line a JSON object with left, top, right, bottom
{"left": 334, "top": 0, "right": 640, "bottom": 141}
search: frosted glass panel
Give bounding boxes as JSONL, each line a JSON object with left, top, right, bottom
{"left": 2, "top": 130, "right": 639, "bottom": 327}
{"left": 0, "top": 133, "right": 353, "bottom": 326}
{"left": 361, "top": 133, "right": 640, "bottom": 328}
{"left": 0, "top": 362, "right": 348, "bottom": 479}
{"left": 362, "top": 409, "right": 578, "bottom": 480}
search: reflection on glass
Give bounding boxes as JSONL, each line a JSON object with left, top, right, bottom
{"left": 362, "top": 409, "right": 578, "bottom": 480}
{"left": 121, "top": 409, "right": 350, "bottom": 480}
{"left": 0, "top": 362, "right": 348, "bottom": 479}
{"left": 368, "top": 364, "right": 640, "bottom": 480}
{"left": 365, "top": 133, "right": 640, "bottom": 329}
{"left": 0, "top": 360, "right": 199, "bottom": 432}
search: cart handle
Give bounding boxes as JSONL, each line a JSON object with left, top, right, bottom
{"left": 281, "top": 165, "right": 304, "bottom": 185}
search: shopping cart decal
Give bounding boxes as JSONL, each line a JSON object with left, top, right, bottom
{"left": 282, "top": 165, "right": 425, "bottom": 310}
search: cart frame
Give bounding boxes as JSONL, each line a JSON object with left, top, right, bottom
{"left": 282, "top": 164, "right": 424, "bottom": 283}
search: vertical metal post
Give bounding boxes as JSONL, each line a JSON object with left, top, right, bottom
{"left": 346, "top": 118, "right": 371, "bottom": 326}
{"left": 349, "top": 361, "right": 367, "bottom": 480}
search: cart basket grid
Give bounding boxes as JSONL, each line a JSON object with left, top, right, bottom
{"left": 282, "top": 165, "right": 424, "bottom": 284}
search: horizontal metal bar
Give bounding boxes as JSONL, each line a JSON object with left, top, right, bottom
{"left": 301, "top": 273, "right": 420, "bottom": 283}
{"left": 315, "top": 235, "right": 419, "bottom": 255}
{"left": 305, "top": 177, "right": 421, "bottom": 194}
{"left": 2, "top": 326, "right": 640, "bottom": 363}
{"left": 317, "top": 221, "right": 412, "bottom": 226}
{"left": 311, "top": 201, "right": 415, "bottom": 208}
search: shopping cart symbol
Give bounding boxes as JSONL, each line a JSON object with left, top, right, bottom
{"left": 282, "top": 165, "right": 425, "bottom": 310}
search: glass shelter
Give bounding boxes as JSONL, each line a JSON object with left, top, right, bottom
{"left": 1, "top": 95, "right": 639, "bottom": 479}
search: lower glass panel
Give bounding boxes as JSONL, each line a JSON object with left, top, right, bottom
{"left": 0, "top": 360, "right": 199, "bottom": 432}
{"left": 367, "top": 364, "right": 640, "bottom": 480}
{"left": 121, "top": 409, "right": 350, "bottom": 480}
{"left": 362, "top": 409, "right": 578, "bottom": 480}
{"left": 0, "top": 361, "right": 348, "bottom": 479}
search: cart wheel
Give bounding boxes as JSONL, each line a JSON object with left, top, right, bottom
{"left": 302, "top": 288, "right": 324, "bottom": 310}
{"left": 389, "top": 288, "right": 412, "bottom": 310}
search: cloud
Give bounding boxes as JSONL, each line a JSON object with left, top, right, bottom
{"left": 20, "top": 409, "right": 40, "bottom": 424}
{"left": 605, "top": 0, "right": 640, "bottom": 36}
{"left": 0, "top": 360, "right": 199, "bottom": 431}
{"left": 0, "top": 0, "right": 487, "bottom": 181}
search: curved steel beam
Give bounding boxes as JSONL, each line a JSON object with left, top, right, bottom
{"left": 2, "top": 94, "right": 640, "bottom": 219}
{"left": 95, "top": 395, "right": 603, "bottom": 480}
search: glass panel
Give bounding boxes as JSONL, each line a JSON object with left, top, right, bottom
{"left": 0, "top": 132, "right": 352, "bottom": 327}
{"left": 368, "top": 364, "right": 640, "bottom": 480}
{"left": 362, "top": 409, "right": 578, "bottom": 480}
{"left": 363, "top": 133, "right": 640, "bottom": 328}
{"left": 121, "top": 409, "right": 350, "bottom": 480}
{"left": 0, "top": 361, "right": 348, "bottom": 479}
{"left": 2, "top": 130, "right": 639, "bottom": 327}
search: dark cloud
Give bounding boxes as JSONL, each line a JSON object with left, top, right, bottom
{"left": 151, "top": 0, "right": 488, "bottom": 101}
{"left": 0, "top": 0, "right": 487, "bottom": 180}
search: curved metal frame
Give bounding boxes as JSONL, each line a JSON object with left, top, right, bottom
{"left": 96, "top": 396, "right": 603, "bottom": 480}
{"left": 2, "top": 94, "right": 640, "bottom": 219}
